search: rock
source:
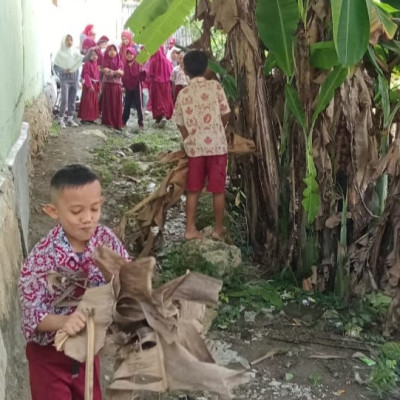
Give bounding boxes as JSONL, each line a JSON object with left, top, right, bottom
{"left": 130, "top": 142, "right": 149, "bottom": 153}
{"left": 81, "top": 129, "right": 107, "bottom": 140}
{"left": 181, "top": 230, "right": 241, "bottom": 278}
{"left": 208, "top": 340, "right": 250, "bottom": 369}
{"left": 244, "top": 311, "right": 257, "bottom": 323}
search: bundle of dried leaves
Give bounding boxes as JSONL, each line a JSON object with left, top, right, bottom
{"left": 54, "top": 246, "right": 248, "bottom": 399}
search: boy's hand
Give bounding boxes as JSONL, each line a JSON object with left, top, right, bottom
{"left": 62, "top": 310, "right": 86, "bottom": 336}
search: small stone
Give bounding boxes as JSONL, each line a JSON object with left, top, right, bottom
{"left": 130, "top": 142, "right": 149, "bottom": 153}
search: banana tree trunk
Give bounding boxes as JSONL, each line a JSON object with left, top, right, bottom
{"left": 214, "top": 0, "right": 280, "bottom": 266}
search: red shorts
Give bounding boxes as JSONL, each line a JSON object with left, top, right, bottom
{"left": 26, "top": 342, "right": 102, "bottom": 400}
{"left": 187, "top": 154, "right": 227, "bottom": 193}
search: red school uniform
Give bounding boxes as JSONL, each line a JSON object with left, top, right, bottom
{"left": 101, "top": 44, "right": 123, "bottom": 130}
{"left": 78, "top": 59, "right": 100, "bottom": 122}
{"left": 19, "top": 224, "right": 129, "bottom": 400}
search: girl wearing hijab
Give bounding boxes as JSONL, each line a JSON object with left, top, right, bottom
{"left": 80, "top": 24, "right": 95, "bottom": 53}
{"left": 96, "top": 35, "right": 109, "bottom": 68}
{"left": 102, "top": 44, "right": 124, "bottom": 130}
{"left": 78, "top": 51, "right": 100, "bottom": 124}
{"left": 53, "top": 34, "right": 94, "bottom": 128}
{"left": 148, "top": 46, "right": 174, "bottom": 128}
{"left": 122, "top": 47, "right": 145, "bottom": 129}
{"left": 119, "top": 30, "right": 135, "bottom": 65}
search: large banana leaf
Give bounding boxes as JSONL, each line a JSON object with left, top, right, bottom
{"left": 208, "top": 60, "right": 238, "bottom": 100}
{"left": 331, "top": 0, "right": 370, "bottom": 66}
{"left": 310, "top": 41, "right": 339, "bottom": 70}
{"left": 312, "top": 65, "right": 348, "bottom": 125}
{"left": 381, "top": 0, "right": 400, "bottom": 17}
{"left": 285, "top": 84, "right": 306, "bottom": 131}
{"left": 256, "top": 0, "right": 299, "bottom": 76}
{"left": 133, "top": 0, "right": 195, "bottom": 63}
{"left": 125, "top": 0, "right": 174, "bottom": 37}
{"left": 331, "top": 0, "right": 343, "bottom": 51}
{"left": 373, "top": 2, "right": 398, "bottom": 39}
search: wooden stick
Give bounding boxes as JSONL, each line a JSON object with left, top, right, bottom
{"left": 85, "top": 308, "right": 95, "bottom": 400}
{"left": 250, "top": 348, "right": 287, "bottom": 366}
{"left": 268, "top": 335, "right": 370, "bottom": 352}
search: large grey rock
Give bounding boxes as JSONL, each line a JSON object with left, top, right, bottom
{"left": 181, "top": 227, "right": 241, "bottom": 278}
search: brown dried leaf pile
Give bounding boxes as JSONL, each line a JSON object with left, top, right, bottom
{"left": 54, "top": 246, "right": 248, "bottom": 399}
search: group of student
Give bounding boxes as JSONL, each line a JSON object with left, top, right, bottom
{"left": 53, "top": 24, "right": 190, "bottom": 132}
{"left": 21, "top": 27, "right": 232, "bottom": 398}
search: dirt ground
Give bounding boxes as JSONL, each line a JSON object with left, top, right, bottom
{"left": 24, "top": 121, "right": 394, "bottom": 400}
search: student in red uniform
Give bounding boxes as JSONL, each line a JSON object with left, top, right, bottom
{"left": 122, "top": 47, "right": 145, "bottom": 129}
{"left": 78, "top": 51, "right": 100, "bottom": 124}
{"left": 148, "top": 46, "right": 174, "bottom": 128}
{"left": 171, "top": 51, "right": 188, "bottom": 102}
{"left": 96, "top": 35, "right": 109, "bottom": 69}
{"left": 101, "top": 44, "right": 124, "bottom": 131}
{"left": 19, "top": 164, "right": 130, "bottom": 400}
{"left": 119, "top": 30, "right": 134, "bottom": 65}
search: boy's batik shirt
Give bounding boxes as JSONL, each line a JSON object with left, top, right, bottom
{"left": 173, "top": 77, "right": 230, "bottom": 157}
{"left": 19, "top": 224, "right": 129, "bottom": 345}
{"left": 171, "top": 65, "right": 188, "bottom": 86}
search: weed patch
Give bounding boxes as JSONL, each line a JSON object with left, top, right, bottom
{"left": 50, "top": 122, "right": 60, "bottom": 137}
{"left": 122, "top": 159, "right": 142, "bottom": 176}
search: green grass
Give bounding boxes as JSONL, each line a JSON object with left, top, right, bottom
{"left": 134, "top": 128, "right": 181, "bottom": 155}
{"left": 49, "top": 122, "right": 60, "bottom": 137}
{"left": 122, "top": 159, "right": 142, "bottom": 176}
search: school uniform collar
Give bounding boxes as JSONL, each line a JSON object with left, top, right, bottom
{"left": 189, "top": 76, "right": 206, "bottom": 84}
{"left": 52, "top": 224, "right": 98, "bottom": 265}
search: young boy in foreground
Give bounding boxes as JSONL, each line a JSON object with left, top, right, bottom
{"left": 173, "top": 50, "right": 231, "bottom": 240}
{"left": 19, "top": 164, "right": 129, "bottom": 400}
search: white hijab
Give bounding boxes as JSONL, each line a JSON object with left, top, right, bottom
{"left": 54, "top": 35, "right": 83, "bottom": 72}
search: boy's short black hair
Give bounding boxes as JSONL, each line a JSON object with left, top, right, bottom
{"left": 183, "top": 50, "right": 208, "bottom": 78}
{"left": 50, "top": 164, "right": 98, "bottom": 191}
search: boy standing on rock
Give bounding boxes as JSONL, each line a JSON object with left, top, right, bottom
{"left": 173, "top": 50, "right": 231, "bottom": 241}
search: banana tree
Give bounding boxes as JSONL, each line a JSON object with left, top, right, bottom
{"left": 126, "top": 0, "right": 400, "bottom": 330}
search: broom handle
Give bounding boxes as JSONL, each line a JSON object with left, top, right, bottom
{"left": 85, "top": 308, "right": 95, "bottom": 400}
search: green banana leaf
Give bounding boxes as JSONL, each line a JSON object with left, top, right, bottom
{"left": 310, "top": 41, "right": 339, "bottom": 70}
{"left": 374, "top": 3, "right": 399, "bottom": 39}
{"left": 264, "top": 53, "right": 277, "bottom": 76}
{"left": 302, "top": 171, "right": 320, "bottom": 224}
{"left": 285, "top": 84, "right": 306, "bottom": 131}
{"left": 125, "top": 0, "right": 174, "bottom": 37}
{"left": 312, "top": 66, "right": 348, "bottom": 125}
{"left": 331, "top": 0, "right": 343, "bottom": 51}
{"left": 331, "top": 0, "right": 370, "bottom": 66}
{"left": 374, "top": 0, "right": 399, "bottom": 14}
{"left": 380, "top": 40, "right": 400, "bottom": 55}
{"left": 256, "top": 0, "right": 299, "bottom": 76}
{"left": 367, "top": 46, "right": 384, "bottom": 76}
{"left": 208, "top": 60, "right": 238, "bottom": 100}
{"left": 130, "top": 0, "right": 195, "bottom": 64}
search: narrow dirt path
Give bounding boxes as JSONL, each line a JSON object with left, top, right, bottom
{"left": 25, "top": 123, "right": 382, "bottom": 400}
{"left": 29, "top": 125, "right": 106, "bottom": 248}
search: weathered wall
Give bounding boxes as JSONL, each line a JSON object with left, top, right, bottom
{"left": 0, "top": 1, "right": 57, "bottom": 399}
{"left": 0, "top": 1, "right": 24, "bottom": 167}
{"left": 0, "top": 174, "right": 29, "bottom": 400}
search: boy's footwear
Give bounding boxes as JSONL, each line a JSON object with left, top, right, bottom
{"left": 67, "top": 116, "right": 79, "bottom": 127}
{"left": 58, "top": 117, "right": 66, "bottom": 129}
